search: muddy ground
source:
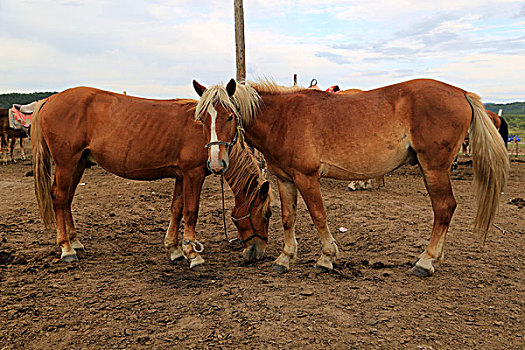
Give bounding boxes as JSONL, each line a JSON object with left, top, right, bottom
{"left": 1, "top": 150, "right": 524, "bottom": 350}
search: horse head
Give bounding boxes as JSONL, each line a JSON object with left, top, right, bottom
{"left": 231, "top": 180, "right": 272, "bottom": 261}
{"left": 193, "top": 78, "right": 238, "bottom": 175}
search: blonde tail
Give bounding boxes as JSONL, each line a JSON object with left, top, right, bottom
{"left": 465, "top": 93, "right": 509, "bottom": 243}
{"left": 31, "top": 99, "right": 55, "bottom": 228}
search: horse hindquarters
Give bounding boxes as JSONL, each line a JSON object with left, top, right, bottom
{"left": 409, "top": 93, "right": 471, "bottom": 276}
{"left": 411, "top": 93, "right": 509, "bottom": 276}
{"left": 32, "top": 100, "right": 86, "bottom": 262}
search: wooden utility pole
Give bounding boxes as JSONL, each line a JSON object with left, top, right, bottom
{"left": 234, "top": 0, "right": 246, "bottom": 84}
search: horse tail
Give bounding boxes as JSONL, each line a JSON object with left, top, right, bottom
{"left": 499, "top": 116, "right": 509, "bottom": 148}
{"left": 31, "top": 99, "right": 55, "bottom": 228}
{"left": 465, "top": 93, "right": 509, "bottom": 243}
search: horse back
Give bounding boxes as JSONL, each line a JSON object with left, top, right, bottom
{"left": 39, "top": 87, "right": 205, "bottom": 179}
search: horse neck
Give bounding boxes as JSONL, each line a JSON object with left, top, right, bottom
{"left": 223, "top": 143, "right": 262, "bottom": 208}
{"left": 243, "top": 94, "right": 281, "bottom": 154}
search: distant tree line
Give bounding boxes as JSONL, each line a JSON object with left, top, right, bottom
{"left": 484, "top": 102, "right": 525, "bottom": 137}
{"left": 0, "top": 92, "right": 57, "bottom": 109}
{"left": 485, "top": 101, "right": 525, "bottom": 115}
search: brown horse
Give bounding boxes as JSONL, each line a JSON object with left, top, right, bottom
{"left": 460, "top": 110, "right": 508, "bottom": 155}
{"left": 31, "top": 87, "right": 272, "bottom": 269}
{"left": 0, "top": 108, "right": 29, "bottom": 164}
{"left": 193, "top": 78, "right": 509, "bottom": 277}
{"left": 486, "top": 110, "right": 509, "bottom": 147}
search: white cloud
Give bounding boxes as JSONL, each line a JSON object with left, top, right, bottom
{"left": 0, "top": 1, "right": 523, "bottom": 102}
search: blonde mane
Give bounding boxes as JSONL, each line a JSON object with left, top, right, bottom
{"left": 248, "top": 78, "right": 307, "bottom": 95}
{"left": 231, "top": 83, "right": 263, "bottom": 126}
{"left": 195, "top": 84, "right": 239, "bottom": 120}
{"left": 225, "top": 141, "right": 272, "bottom": 213}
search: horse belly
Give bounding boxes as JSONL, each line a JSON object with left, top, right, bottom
{"left": 320, "top": 139, "right": 411, "bottom": 180}
{"left": 89, "top": 149, "right": 180, "bottom": 180}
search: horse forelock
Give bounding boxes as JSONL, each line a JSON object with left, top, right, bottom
{"left": 195, "top": 84, "right": 238, "bottom": 121}
{"left": 231, "top": 84, "right": 263, "bottom": 126}
{"left": 225, "top": 141, "right": 271, "bottom": 211}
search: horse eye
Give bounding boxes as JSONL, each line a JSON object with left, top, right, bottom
{"left": 227, "top": 114, "right": 234, "bottom": 121}
{"left": 265, "top": 211, "right": 272, "bottom": 220}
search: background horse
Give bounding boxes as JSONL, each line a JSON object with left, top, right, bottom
{"left": 486, "top": 110, "right": 509, "bottom": 148}
{"left": 0, "top": 108, "right": 29, "bottom": 163}
{"left": 460, "top": 110, "right": 509, "bottom": 155}
{"left": 31, "top": 87, "right": 272, "bottom": 269}
{"left": 194, "top": 78, "right": 509, "bottom": 277}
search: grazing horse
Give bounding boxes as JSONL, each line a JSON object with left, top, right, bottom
{"left": 31, "top": 87, "right": 272, "bottom": 269}
{"left": 0, "top": 108, "right": 29, "bottom": 163}
{"left": 193, "top": 78, "right": 509, "bottom": 277}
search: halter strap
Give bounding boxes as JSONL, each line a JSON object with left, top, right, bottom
{"left": 231, "top": 195, "right": 269, "bottom": 244}
{"left": 204, "top": 116, "right": 244, "bottom": 150}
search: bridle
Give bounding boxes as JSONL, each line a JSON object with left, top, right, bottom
{"left": 231, "top": 195, "right": 269, "bottom": 244}
{"left": 203, "top": 115, "right": 244, "bottom": 151}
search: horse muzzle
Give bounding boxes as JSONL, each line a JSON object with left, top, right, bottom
{"left": 242, "top": 241, "right": 266, "bottom": 261}
{"left": 207, "top": 159, "right": 228, "bottom": 174}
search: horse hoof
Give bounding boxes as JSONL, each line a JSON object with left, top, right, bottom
{"left": 314, "top": 264, "right": 331, "bottom": 273}
{"left": 170, "top": 254, "right": 185, "bottom": 263}
{"left": 168, "top": 249, "right": 185, "bottom": 262}
{"left": 74, "top": 247, "right": 86, "bottom": 258}
{"left": 190, "top": 262, "right": 205, "bottom": 271}
{"left": 62, "top": 254, "right": 79, "bottom": 263}
{"left": 409, "top": 265, "right": 433, "bottom": 277}
{"left": 271, "top": 263, "right": 288, "bottom": 273}
{"left": 189, "top": 255, "right": 205, "bottom": 270}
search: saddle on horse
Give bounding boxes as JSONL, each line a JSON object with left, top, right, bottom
{"left": 309, "top": 79, "right": 341, "bottom": 93}
{"left": 9, "top": 102, "right": 37, "bottom": 129}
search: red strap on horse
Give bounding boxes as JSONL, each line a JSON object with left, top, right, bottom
{"left": 326, "top": 85, "right": 341, "bottom": 93}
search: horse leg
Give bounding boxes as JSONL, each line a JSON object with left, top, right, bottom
{"left": 180, "top": 170, "right": 206, "bottom": 270}
{"left": 272, "top": 178, "right": 298, "bottom": 272}
{"left": 19, "top": 137, "right": 26, "bottom": 160}
{"left": 9, "top": 137, "right": 16, "bottom": 162}
{"left": 411, "top": 168, "right": 456, "bottom": 277}
{"left": 164, "top": 178, "right": 184, "bottom": 262}
{"left": 294, "top": 173, "right": 338, "bottom": 271}
{"left": 63, "top": 162, "right": 87, "bottom": 256}
{"left": 52, "top": 163, "right": 81, "bottom": 262}
{"left": 0, "top": 135, "right": 7, "bottom": 164}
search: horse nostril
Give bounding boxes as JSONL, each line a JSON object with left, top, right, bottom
{"left": 206, "top": 160, "right": 212, "bottom": 172}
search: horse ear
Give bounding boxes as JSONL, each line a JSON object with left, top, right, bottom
{"left": 259, "top": 180, "right": 270, "bottom": 199}
{"left": 193, "top": 80, "right": 207, "bottom": 97}
{"left": 226, "top": 78, "right": 236, "bottom": 98}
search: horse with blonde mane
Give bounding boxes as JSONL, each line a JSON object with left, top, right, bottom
{"left": 31, "top": 87, "right": 272, "bottom": 269}
{"left": 193, "top": 78, "right": 509, "bottom": 277}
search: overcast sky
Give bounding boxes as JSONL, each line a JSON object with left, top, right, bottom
{"left": 0, "top": 0, "right": 524, "bottom": 102}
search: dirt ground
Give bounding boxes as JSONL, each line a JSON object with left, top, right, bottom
{"left": 1, "top": 148, "right": 524, "bottom": 350}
